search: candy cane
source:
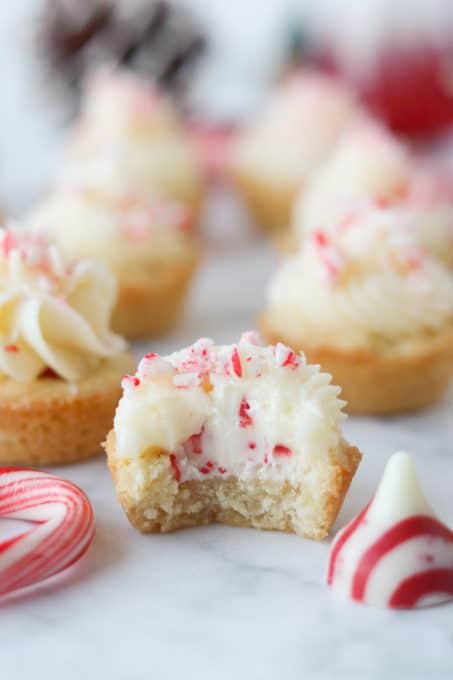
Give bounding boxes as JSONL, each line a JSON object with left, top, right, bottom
{"left": 0, "top": 467, "right": 95, "bottom": 595}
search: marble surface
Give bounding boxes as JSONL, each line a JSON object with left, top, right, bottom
{"left": 1, "top": 189, "right": 453, "bottom": 680}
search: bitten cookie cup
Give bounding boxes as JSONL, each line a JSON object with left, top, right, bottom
{"left": 230, "top": 72, "right": 361, "bottom": 235}
{"left": 64, "top": 67, "right": 204, "bottom": 215}
{"left": 263, "top": 206, "right": 453, "bottom": 415}
{"left": 105, "top": 333, "right": 362, "bottom": 539}
{"left": 0, "top": 227, "right": 134, "bottom": 465}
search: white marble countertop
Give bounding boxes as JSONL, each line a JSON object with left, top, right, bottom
{"left": 1, "top": 189, "right": 452, "bottom": 680}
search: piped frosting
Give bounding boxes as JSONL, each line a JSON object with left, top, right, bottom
{"left": 65, "top": 67, "right": 202, "bottom": 202}
{"left": 113, "top": 332, "right": 347, "bottom": 484}
{"left": 233, "top": 72, "right": 361, "bottom": 185}
{"left": 268, "top": 204, "right": 453, "bottom": 350}
{"left": 28, "top": 184, "right": 194, "bottom": 279}
{"left": 294, "top": 120, "right": 411, "bottom": 239}
{"left": 0, "top": 226, "right": 125, "bottom": 382}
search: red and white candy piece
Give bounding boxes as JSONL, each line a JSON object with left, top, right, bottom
{"left": 0, "top": 467, "right": 95, "bottom": 596}
{"left": 327, "top": 452, "right": 453, "bottom": 609}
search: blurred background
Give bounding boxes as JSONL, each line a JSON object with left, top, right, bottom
{"left": 4, "top": 0, "right": 453, "bottom": 213}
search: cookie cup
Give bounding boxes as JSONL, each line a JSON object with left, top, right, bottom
{"left": 105, "top": 432, "right": 361, "bottom": 540}
{"left": 231, "top": 165, "right": 297, "bottom": 235}
{"left": 112, "top": 250, "right": 198, "bottom": 339}
{"left": 261, "top": 317, "right": 453, "bottom": 415}
{"left": 0, "top": 351, "right": 135, "bottom": 466}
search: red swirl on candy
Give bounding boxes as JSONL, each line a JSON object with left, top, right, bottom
{"left": 327, "top": 452, "right": 453, "bottom": 609}
{"left": 0, "top": 468, "right": 95, "bottom": 596}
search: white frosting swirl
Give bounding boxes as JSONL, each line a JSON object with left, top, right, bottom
{"left": 65, "top": 68, "right": 202, "bottom": 203}
{"left": 113, "top": 334, "right": 346, "bottom": 483}
{"left": 28, "top": 185, "right": 195, "bottom": 281}
{"left": 0, "top": 228, "right": 126, "bottom": 383}
{"left": 233, "top": 72, "right": 361, "bottom": 185}
{"left": 295, "top": 120, "right": 410, "bottom": 238}
{"left": 268, "top": 207, "right": 453, "bottom": 350}
{"left": 405, "top": 169, "right": 453, "bottom": 268}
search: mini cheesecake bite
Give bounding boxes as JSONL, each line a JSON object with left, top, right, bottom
{"left": 106, "top": 332, "right": 361, "bottom": 539}
{"left": 0, "top": 226, "right": 134, "bottom": 465}
{"left": 263, "top": 204, "right": 453, "bottom": 414}
{"left": 290, "top": 122, "right": 453, "bottom": 268}
{"left": 231, "top": 71, "right": 361, "bottom": 234}
{"left": 28, "top": 183, "right": 199, "bottom": 339}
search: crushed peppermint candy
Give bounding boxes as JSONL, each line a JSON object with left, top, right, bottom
{"left": 172, "top": 372, "right": 202, "bottom": 389}
{"left": 273, "top": 444, "right": 292, "bottom": 457}
{"left": 138, "top": 353, "right": 174, "bottom": 379}
{"left": 312, "top": 230, "right": 345, "bottom": 284}
{"left": 239, "top": 398, "right": 253, "bottom": 427}
{"left": 169, "top": 454, "right": 181, "bottom": 482}
{"left": 239, "top": 330, "right": 262, "bottom": 346}
{"left": 231, "top": 347, "right": 242, "bottom": 377}
{"left": 274, "top": 342, "right": 301, "bottom": 369}
{"left": 122, "top": 374, "right": 140, "bottom": 389}
{"left": 3, "top": 344, "right": 19, "bottom": 353}
{"left": 188, "top": 430, "right": 203, "bottom": 455}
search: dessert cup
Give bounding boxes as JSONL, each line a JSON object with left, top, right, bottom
{"left": 231, "top": 72, "right": 360, "bottom": 234}
{"left": 263, "top": 207, "right": 453, "bottom": 414}
{"left": 106, "top": 333, "right": 361, "bottom": 539}
{"left": 0, "top": 227, "right": 134, "bottom": 464}
{"left": 28, "top": 185, "right": 199, "bottom": 339}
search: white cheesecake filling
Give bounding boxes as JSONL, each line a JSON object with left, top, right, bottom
{"left": 114, "top": 333, "right": 346, "bottom": 484}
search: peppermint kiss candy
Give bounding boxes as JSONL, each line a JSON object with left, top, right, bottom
{"left": 0, "top": 467, "right": 95, "bottom": 595}
{"left": 327, "top": 452, "right": 453, "bottom": 608}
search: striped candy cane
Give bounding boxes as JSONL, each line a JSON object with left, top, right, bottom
{"left": 0, "top": 467, "right": 95, "bottom": 595}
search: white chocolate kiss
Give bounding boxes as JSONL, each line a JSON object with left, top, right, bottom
{"left": 328, "top": 452, "right": 453, "bottom": 608}
{"left": 113, "top": 333, "right": 347, "bottom": 484}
